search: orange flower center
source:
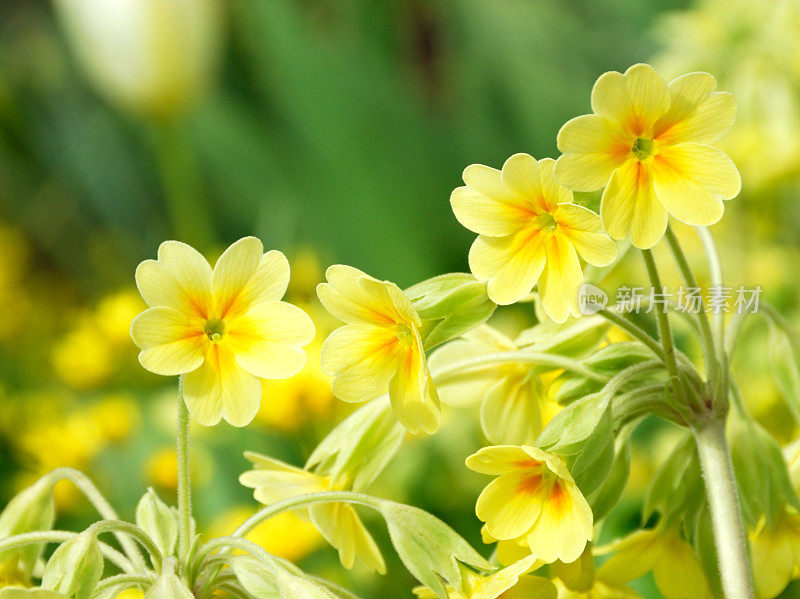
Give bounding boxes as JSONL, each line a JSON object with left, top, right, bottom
{"left": 204, "top": 318, "right": 226, "bottom": 342}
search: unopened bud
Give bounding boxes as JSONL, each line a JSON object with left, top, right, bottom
{"left": 41, "top": 531, "right": 103, "bottom": 599}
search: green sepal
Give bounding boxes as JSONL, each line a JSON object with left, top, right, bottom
{"left": 406, "top": 273, "right": 496, "bottom": 351}
{"left": 144, "top": 570, "right": 195, "bottom": 599}
{"left": 588, "top": 434, "right": 631, "bottom": 521}
{"left": 643, "top": 433, "right": 704, "bottom": 525}
{"left": 135, "top": 488, "right": 178, "bottom": 558}
{"left": 515, "top": 315, "right": 609, "bottom": 358}
{"left": 41, "top": 531, "right": 103, "bottom": 599}
{"left": 0, "top": 478, "right": 55, "bottom": 579}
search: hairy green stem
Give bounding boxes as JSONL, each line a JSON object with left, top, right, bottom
{"left": 43, "top": 468, "right": 145, "bottom": 570}
{"left": 596, "top": 308, "right": 665, "bottom": 360}
{"left": 87, "top": 519, "right": 163, "bottom": 572}
{"left": 0, "top": 530, "right": 134, "bottom": 572}
{"left": 177, "top": 381, "right": 193, "bottom": 563}
{"left": 93, "top": 574, "right": 153, "bottom": 595}
{"left": 693, "top": 419, "right": 754, "bottom": 599}
{"left": 641, "top": 249, "right": 680, "bottom": 379}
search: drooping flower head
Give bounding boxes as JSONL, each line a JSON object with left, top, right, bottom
{"left": 451, "top": 154, "right": 616, "bottom": 322}
{"left": 555, "top": 63, "right": 741, "bottom": 249}
{"left": 317, "top": 265, "right": 440, "bottom": 434}
{"left": 130, "top": 237, "right": 315, "bottom": 427}
{"left": 466, "top": 445, "right": 593, "bottom": 564}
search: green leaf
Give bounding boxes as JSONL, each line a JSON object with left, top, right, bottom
{"left": 379, "top": 501, "right": 491, "bottom": 598}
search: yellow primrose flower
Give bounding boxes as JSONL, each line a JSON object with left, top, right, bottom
{"left": 413, "top": 556, "right": 556, "bottom": 599}
{"left": 749, "top": 507, "right": 800, "bottom": 599}
{"left": 466, "top": 445, "right": 593, "bottom": 564}
{"left": 553, "top": 578, "right": 641, "bottom": 599}
{"left": 317, "top": 265, "right": 440, "bottom": 434}
{"left": 596, "top": 525, "right": 711, "bottom": 599}
{"left": 430, "top": 326, "right": 556, "bottom": 445}
{"left": 555, "top": 63, "right": 740, "bottom": 249}
{"left": 451, "top": 154, "right": 616, "bottom": 321}
{"left": 130, "top": 237, "right": 315, "bottom": 427}
{"left": 239, "top": 452, "right": 385, "bottom": 573}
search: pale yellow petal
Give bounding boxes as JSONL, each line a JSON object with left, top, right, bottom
{"left": 469, "top": 231, "right": 547, "bottom": 306}
{"left": 555, "top": 115, "right": 630, "bottom": 191}
{"left": 309, "top": 503, "right": 386, "bottom": 574}
{"left": 227, "top": 250, "right": 291, "bottom": 318}
{"left": 538, "top": 235, "right": 583, "bottom": 323}
{"left": 538, "top": 158, "right": 572, "bottom": 208}
{"left": 656, "top": 72, "right": 736, "bottom": 145}
{"left": 226, "top": 301, "right": 314, "bottom": 379}
{"left": 466, "top": 445, "right": 540, "bottom": 476}
{"left": 593, "top": 65, "right": 670, "bottom": 136}
{"left": 555, "top": 204, "right": 617, "bottom": 266}
{"left": 591, "top": 70, "right": 632, "bottom": 124}
{"left": 477, "top": 472, "right": 545, "bottom": 540}
{"left": 463, "top": 163, "right": 513, "bottom": 200}
{"left": 751, "top": 525, "right": 795, "bottom": 599}
{"left": 240, "top": 453, "right": 328, "bottom": 505}
{"left": 501, "top": 153, "right": 541, "bottom": 200}
{"left": 653, "top": 533, "right": 712, "bottom": 599}
{"left": 524, "top": 482, "right": 593, "bottom": 563}
{"left": 480, "top": 376, "right": 543, "bottom": 445}
{"left": 182, "top": 344, "right": 261, "bottom": 427}
{"left": 652, "top": 143, "right": 740, "bottom": 226}
{"left": 428, "top": 339, "right": 506, "bottom": 408}
{"left": 388, "top": 329, "right": 440, "bottom": 434}
{"left": 497, "top": 538, "right": 534, "bottom": 567}
{"left": 601, "top": 159, "right": 668, "bottom": 249}
{"left": 212, "top": 237, "right": 263, "bottom": 317}
{"left": 321, "top": 324, "right": 402, "bottom": 403}
{"left": 450, "top": 186, "right": 526, "bottom": 237}
{"left": 135, "top": 240, "right": 213, "bottom": 318}
{"left": 130, "top": 306, "right": 206, "bottom": 375}
{"left": 502, "top": 575, "right": 557, "bottom": 599}
{"left": 596, "top": 529, "right": 660, "bottom": 584}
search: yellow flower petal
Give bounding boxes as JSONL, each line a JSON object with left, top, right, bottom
{"left": 480, "top": 376, "right": 542, "bottom": 445}
{"left": 555, "top": 116, "right": 629, "bottom": 191}
{"left": 524, "top": 481, "right": 593, "bottom": 563}
{"left": 652, "top": 532, "right": 711, "bottom": 599}
{"left": 212, "top": 236, "right": 263, "bottom": 317}
{"left": 538, "top": 158, "right": 572, "bottom": 208}
{"left": 501, "top": 153, "right": 541, "bottom": 201}
{"left": 463, "top": 163, "right": 515, "bottom": 201}
{"left": 656, "top": 72, "right": 736, "bottom": 145}
{"left": 600, "top": 159, "right": 668, "bottom": 249}
{"left": 226, "top": 301, "right": 313, "bottom": 379}
{"left": 596, "top": 529, "right": 661, "bottom": 585}
{"left": 182, "top": 343, "right": 261, "bottom": 427}
{"left": 592, "top": 64, "right": 670, "bottom": 135}
{"left": 321, "top": 324, "right": 403, "bottom": 402}
{"left": 130, "top": 306, "right": 205, "bottom": 375}
{"left": 555, "top": 204, "right": 617, "bottom": 267}
{"left": 652, "top": 142, "right": 740, "bottom": 226}
{"left": 503, "top": 575, "right": 558, "bottom": 599}
{"left": 469, "top": 231, "right": 547, "bottom": 306}
{"left": 466, "top": 445, "right": 539, "bottom": 476}
{"left": 450, "top": 186, "right": 526, "bottom": 237}
{"left": 239, "top": 452, "right": 328, "bottom": 505}
{"left": 227, "top": 250, "right": 291, "bottom": 318}
{"left": 309, "top": 502, "right": 386, "bottom": 573}
{"left": 387, "top": 329, "right": 440, "bottom": 434}
{"left": 751, "top": 519, "right": 797, "bottom": 599}
{"left": 135, "top": 240, "right": 212, "bottom": 318}
{"left": 476, "top": 472, "right": 545, "bottom": 540}
{"left": 538, "top": 235, "right": 583, "bottom": 323}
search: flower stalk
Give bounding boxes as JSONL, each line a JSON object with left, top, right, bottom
{"left": 176, "top": 381, "right": 192, "bottom": 564}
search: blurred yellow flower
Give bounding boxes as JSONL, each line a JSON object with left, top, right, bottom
{"left": 91, "top": 395, "right": 140, "bottom": 443}
{"left": 114, "top": 591, "right": 143, "bottom": 599}
{"left": 466, "top": 445, "right": 593, "bottom": 564}
{"left": 413, "top": 556, "right": 555, "bottom": 599}
{"left": 430, "top": 326, "right": 557, "bottom": 445}
{"left": 556, "top": 63, "right": 740, "bottom": 249}
{"left": 51, "top": 325, "right": 114, "bottom": 390}
{"left": 131, "top": 237, "right": 315, "bottom": 427}
{"left": 208, "top": 505, "right": 323, "bottom": 562}
{"left": 596, "top": 526, "right": 711, "bottom": 599}
{"left": 94, "top": 291, "right": 146, "bottom": 346}
{"left": 239, "top": 452, "right": 385, "bottom": 573}
{"left": 451, "top": 154, "right": 615, "bottom": 321}
{"left": 317, "top": 265, "right": 440, "bottom": 434}
{"left": 53, "top": 0, "right": 220, "bottom": 119}
{"left": 144, "top": 446, "right": 212, "bottom": 492}
{"left": 749, "top": 508, "right": 800, "bottom": 599}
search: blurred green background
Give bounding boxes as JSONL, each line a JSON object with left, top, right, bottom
{"left": 1, "top": 0, "right": 799, "bottom": 597}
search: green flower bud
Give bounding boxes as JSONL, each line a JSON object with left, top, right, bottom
{"left": 135, "top": 488, "right": 178, "bottom": 557}
{"left": 516, "top": 315, "right": 609, "bottom": 358}
{"left": 144, "top": 569, "right": 194, "bottom": 599}
{"left": 41, "top": 531, "right": 103, "bottom": 599}
{"left": 405, "top": 273, "right": 496, "bottom": 350}
{"left": 0, "top": 478, "right": 56, "bottom": 578}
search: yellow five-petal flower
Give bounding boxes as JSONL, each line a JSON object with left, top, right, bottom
{"left": 466, "top": 445, "right": 593, "bottom": 564}
{"left": 130, "top": 237, "right": 315, "bottom": 427}
{"left": 317, "top": 265, "right": 440, "bottom": 434}
{"left": 555, "top": 63, "right": 741, "bottom": 249}
{"left": 451, "top": 154, "right": 616, "bottom": 322}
